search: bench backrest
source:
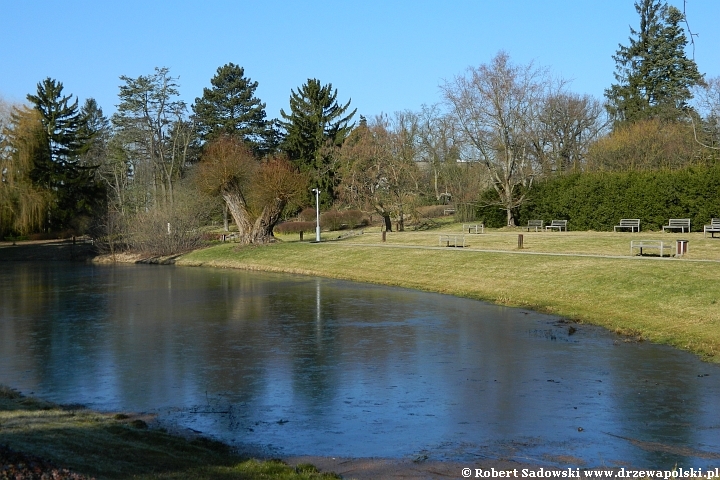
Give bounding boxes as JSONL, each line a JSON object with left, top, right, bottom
{"left": 710, "top": 218, "right": 720, "bottom": 227}
{"left": 668, "top": 218, "right": 690, "bottom": 227}
{"left": 528, "top": 220, "right": 543, "bottom": 226}
{"left": 619, "top": 219, "right": 640, "bottom": 226}
{"left": 550, "top": 220, "right": 567, "bottom": 226}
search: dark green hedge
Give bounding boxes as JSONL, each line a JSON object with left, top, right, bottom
{"left": 478, "top": 166, "right": 720, "bottom": 231}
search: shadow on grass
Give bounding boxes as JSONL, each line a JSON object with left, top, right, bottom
{"left": 0, "top": 386, "right": 339, "bottom": 480}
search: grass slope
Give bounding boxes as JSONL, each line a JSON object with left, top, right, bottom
{"left": 0, "top": 386, "right": 339, "bottom": 479}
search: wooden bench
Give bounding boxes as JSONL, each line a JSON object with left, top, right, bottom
{"left": 443, "top": 208, "right": 455, "bottom": 215}
{"left": 662, "top": 218, "right": 690, "bottom": 233}
{"left": 545, "top": 220, "right": 568, "bottom": 232}
{"left": 704, "top": 218, "right": 720, "bottom": 238}
{"left": 439, "top": 234, "right": 465, "bottom": 247}
{"left": 526, "top": 220, "right": 544, "bottom": 232}
{"left": 630, "top": 240, "right": 672, "bottom": 257}
{"left": 614, "top": 219, "right": 640, "bottom": 232}
{"left": 463, "top": 223, "right": 484, "bottom": 234}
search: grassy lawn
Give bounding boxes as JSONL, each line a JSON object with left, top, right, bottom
{"left": 0, "top": 386, "right": 339, "bottom": 480}
{"left": 179, "top": 225, "right": 720, "bottom": 362}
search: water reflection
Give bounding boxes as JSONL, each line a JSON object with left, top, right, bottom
{"left": 1, "top": 262, "right": 719, "bottom": 467}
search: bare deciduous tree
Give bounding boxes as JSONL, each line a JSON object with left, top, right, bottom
{"left": 442, "top": 52, "right": 550, "bottom": 226}
{"left": 112, "top": 67, "right": 195, "bottom": 209}
{"left": 338, "top": 115, "right": 421, "bottom": 231}
{"left": 530, "top": 93, "right": 607, "bottom": 174}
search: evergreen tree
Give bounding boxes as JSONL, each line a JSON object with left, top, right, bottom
{"left": 279, "top": 79, "right": 355, "bottom": 206}
{"left": 605, "top": 0, "right": 703, "bottom": 126}
{"left": 78, "top": 98, "right": 110, "bottom": 168}
{"left": 192, "top": 63, "right": 274, "bottom": 153}
{"left": 26, "top": 78, "right": 102, "bottom": 231}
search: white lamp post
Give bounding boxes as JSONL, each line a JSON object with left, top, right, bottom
{"left": 311, "top": 188, "right": 321, "bottom": 242}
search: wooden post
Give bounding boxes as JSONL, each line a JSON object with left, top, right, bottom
{"left": 382, "top": 231, "right": 387, "bottom": 242}
{"left": 518, "top": 234, "right": 524, "bottom": 249}
{"left": 300, "top": 231, "right": 304, "bottom": 242}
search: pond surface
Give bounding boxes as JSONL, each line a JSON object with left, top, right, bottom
{"left": 1, "top": 262, "right": 719, "bottom": 468}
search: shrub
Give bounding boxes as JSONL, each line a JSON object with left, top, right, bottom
{"left": 320, "top": 210, "right": 344, "bottom": 231}
{"left": 415, "top": 205, "right": 448, "bottom": 218}
{"left": 274, "top": 221, "right": 315, "bottom": 235}
{"left": 298, "top": 208, "right": 317, "bottom": 222}
{"left": 514, "top": 165, "right": 720, "bottom": 231}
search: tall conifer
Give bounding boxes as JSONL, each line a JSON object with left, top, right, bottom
{"left": 605, "top": 0, "right": 703, "bottom": 126}
{"left": 193, "top": 63, "right": 274, "bottom": 153}
{"left": 279, "top": 79, "right": 355, "bottom": 205}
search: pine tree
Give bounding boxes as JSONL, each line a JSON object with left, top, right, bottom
{"left": 605, "top": 0, "right": 703, "bottom": 126}
{"left": 26, "top": 78, "right": 102, "bottom": 231}
{"left": 192, "top": 63, "right": 274, "bottom": 153}
{"left": 279, "top": 79, "right": 356, "bottom": 206}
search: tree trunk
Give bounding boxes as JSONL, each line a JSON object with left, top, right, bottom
{"left": 506, "top": 208, "right": 515, "bottom": 227}
{"left": 223, "top": 204, "right": 229, "bottom": 232}
{"left": 222, "top": 190, "right": 252, "bottom": 242}
{"left": 249, "top": 198, "right": 285, "bottom": 244}
{"left": 383, "top": 214, "right": 392, "bottom": 232}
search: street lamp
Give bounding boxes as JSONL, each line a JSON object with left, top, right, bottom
{"left": 311, "top": 188, "right": 321, "bottom": 242}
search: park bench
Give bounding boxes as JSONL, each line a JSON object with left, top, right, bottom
{"left": 614, "top": 219, "right": 640, "bottom": 232}
{"left": 704, "top": 218, "right": 720, "bottom": 238}
{"left": 439, "top": 234, "right": 466, "bottom": 248}
{"left": 526, "top": 220, "right": 544, "bottom": 232}
{"left": 545, "top": 220, "right": 568, "bottom": 232}
{"left": 662, "top": 218, "right": 691, "bottom": 233}
{"left": 463, "top": 223, "right": 484, "bottom": 234}
{"left": 443, "top": 208, "right": 455, "bottom": 215}
{"left": 630, "top": 240, "right": 672, "bottom": 257}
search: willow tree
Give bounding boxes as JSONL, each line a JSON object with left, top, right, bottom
{"left": 195, "top": 136, "right": 307, "bottom": 244}
{"left": 0, "top": 107, "right": 51, "bottom": 236}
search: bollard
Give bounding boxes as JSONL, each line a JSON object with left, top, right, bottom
{"left": 382, "top": 230, "right": 387, "bottom": 242}
{"left": 518, "top": 234, "right": 524, "bottom": 249}
{"left": 300, "top": 231, "right": 304, "bottom": 242}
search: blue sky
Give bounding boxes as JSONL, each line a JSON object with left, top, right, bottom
{"left": 2, "top": 0, "right": 719, "bottom": 121}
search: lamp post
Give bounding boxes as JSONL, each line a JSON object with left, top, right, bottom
{"left": 311, "top": 188, "right": 321, "bottom": 242}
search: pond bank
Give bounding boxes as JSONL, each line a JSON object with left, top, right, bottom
{"left": 176, "top": 241, "right": 720, "bottom": 363}
{"left": 4, "top": 238, "right": 717, "bottom": 362}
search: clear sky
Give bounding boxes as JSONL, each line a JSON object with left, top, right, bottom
{"left": 1, "top": 0, "right": 719, "bottom": 121}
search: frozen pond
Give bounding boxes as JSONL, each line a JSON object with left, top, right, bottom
{"left": 1, "top": 262, "right": 719, "bottom": 468}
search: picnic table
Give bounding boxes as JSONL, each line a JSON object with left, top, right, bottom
{"left": 463, "top": 223, "right": 484, "bottom": 234}
{"left": 439, "top": 234, "right": 466, "bottom": 247}
{"left": 630, "top": 240, "right": 672, "bottom": 257}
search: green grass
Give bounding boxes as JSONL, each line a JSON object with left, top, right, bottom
{"left": 0, "top": 386, "right": 340, "bottom": 479}
{"left": 179, "top": 226, "right": 720, "bottom": 362}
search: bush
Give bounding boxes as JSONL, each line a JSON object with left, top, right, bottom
{"left": 298, "top": 208, "right": 317, "bottom": 222}
{"left": 320, "top": 210, "right": 368, "bottom": 231}
{"left": 341, "top": 210, "right": 367, "bottom": 229}
{"left": 274, "top": 221, "right": 315, "bottom": 235}
{"left": 514, "top": 165, "right": 720, "bottom": 231}
{"left": 123, "top": 186, "right": 215, "bottom": 256}
{"left": 320, "top": 210, "right": 344, "bottom": 231}
{"left": 415, "top": 205, "right": 448, "bottom": 218}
